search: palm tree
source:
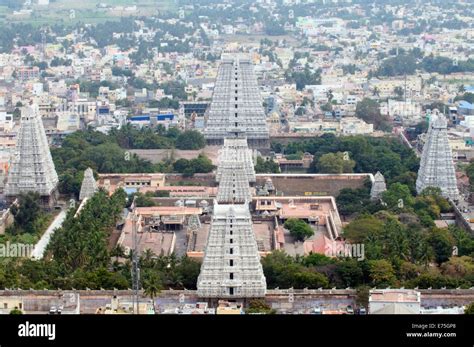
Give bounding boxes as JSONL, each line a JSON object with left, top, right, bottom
{"left": 140, "top": 249, "right": 156, "bottom": 269}
{"left": 143, "top": 274, "right": 162, "bottom": 314}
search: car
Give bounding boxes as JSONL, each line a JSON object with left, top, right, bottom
{"left": 346, "top": 305, "right": 354, "bottom": 314}
{"left": 49, "top": 306, "right": 57, "bottom": 314}
{"left": 359, "top": 307, "right": 367, "bottom": 315}
{"left": 312, "top": 307, "right": 322, "bottom": 315}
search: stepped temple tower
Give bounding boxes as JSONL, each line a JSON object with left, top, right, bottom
{"left": 370, "top": 171, "right": 387, "bottom": 200}
{"left": 204, "top": 56, "right": 269, "bottom": 149}
{"left": 197, "top": 137, "right": 267, "bottom": 299}
{"left": 79, "top": 167, "right": 98, "bottom": 201}
{"left": 216, "top": 138, "right": 256, "bottom": 184}
{"left": 5, "top": 104, "right": 59, "bottom": 206}
{"left": 416, "top": 114, "right": 459, "bottom": 201}
{"left": 216, "top": 163, "right": 252, "bottom": 204}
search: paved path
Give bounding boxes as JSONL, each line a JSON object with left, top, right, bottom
{"left": 173, "top": 229, "right": 188, "bottom": 257}
{"left": 31, "top": 210, "right": 67, "bottom": 260}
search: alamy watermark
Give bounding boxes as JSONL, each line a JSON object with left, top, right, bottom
{"left": 0, "top": 242, "right": 34, "bottom": 258}
{"left": 18, "top": 321, "right": 56, "bottom": 341}
{"left": 325, "top": 243, "right": 365, "bottom": 261}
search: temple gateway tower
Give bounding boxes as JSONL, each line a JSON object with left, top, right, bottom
{"left": 416, "top": 114, "right": 459, "bottom": 201}
{"left": 79, "top": 167, "right": 98, "bottom": 201}
{"left": 197, "top": 137, "right": 266, "bottom": 299}
{"left": 5, "top": 104, "right": 59, "bottom": 206}
{"left": 204, "top": 55, "right": 269, "bottom": 149}
{"left": 370, "top": 171, "right": 387, "bottom": 201}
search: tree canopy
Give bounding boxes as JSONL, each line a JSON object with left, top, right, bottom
{"left": 355, "top": 98, "right": 392, "bottom": 131}
{"left": 284, "top": 218, "right": 315, "bottom": 241}
{"left": 316, "top": 152, "right": 356, "bottom": 174}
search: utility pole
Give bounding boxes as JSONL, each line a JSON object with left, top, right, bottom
{"left": 131, "top": 197, "right": 140, "bottom": 314}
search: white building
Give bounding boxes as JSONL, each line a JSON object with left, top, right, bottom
{"left": 340, "top": 117, "right": 374, "bottom": 135}
{"left": 369, "top": 289, "right": 421, "bottom": 314}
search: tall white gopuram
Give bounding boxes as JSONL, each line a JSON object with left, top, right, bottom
{"left": 5, "top": 104, "right": 59, "bottom": 204}
{"left": 370, "top": 171, "right": 387, "bottom": 200}
{"left": 216, "top": 164, "right": 252, "bottom": 204}
{"left": 204, "top": 55, "right": 269, "bottom": 148}
{"left": 197, "top": 203, "right": 267, "bottom": 298}
{"left": 79, "top": 167, "right": 98, "bottom": 201}
{"left": 216, "top": 138, "right": 256, "bottom": 184}
{"left": 416, "top": 114, "right": 459, "bottom": 200}
{"left": 197, "top": 137, "right": 266, "bottom": 298}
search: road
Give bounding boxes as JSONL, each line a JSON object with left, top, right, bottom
{"left": 30, "top": 210, "right": 67, "bottom": 260}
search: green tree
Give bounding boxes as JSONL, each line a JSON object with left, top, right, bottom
{"left": 302, "top": 253, "right": 334, "bottom": 266}
{"left": 368, "top": 259, "right": 396, "bottom": 287}
{"left": 284, "top": 218, "right": 314, "bottom": 241}
{"left": 381, "top": 183, "right": 415, "bottom": 210}
{"left": 335, "top": 259, "right": 364, "bottom": 287}
{"left": 133, "top": 193, "right": 156, "bottom": 207}
{"left": 408, "top": 271, "right": 461, "bottom": 289}
{"left": 9, "top": 308, "right": 23, "bottom": 314}
{"left": 143, "top": 273, "right": 162, "bottom": 314}
{"left": 377, "top": 53, "right": 417, "bottom": 76}
{"left": 428, "top": 228, "right": 456, "bottom": 264}
{"left": 440, "top": 256, "right": 474, "bottom": 279}
{"left": 8, "top": 193, "right": 42, "bottom": 235}
{"left": 175, "top": 130, "right": 206, "bottom": 150}
{"left": 246, "top": 299, "right": 276, "bottom": 314}
{"left": 261, "top": 251, "right": 329, "bottom": 289}
{"left": 172, "top": 154, "right": 214, "bottom": 176}
{"left": 48, "top": 189, "right": 126, "bottom": 271}
{"left": 355, "top": 98, "right": 391, "bottom": 131}
{"left": 316, "top": 152, "right": 355, "bottom": 174}
{"left": 343, "top": 215, "right": 384, "bottom": 244}
{"left": 336, "top": 186, "right": 376, "bottom": 216}
{"left": 175, "top": 256, "right": 201, "bottom": 289}
{"left": 255, "top": 157, "right": 280, "bottom": 173}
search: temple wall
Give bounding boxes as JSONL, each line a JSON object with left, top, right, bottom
{"left": 255, "top": 174, "right": 372, "bottom": 197}
{"left": 165, "top": 173, "right": 216, "bottom": 186}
